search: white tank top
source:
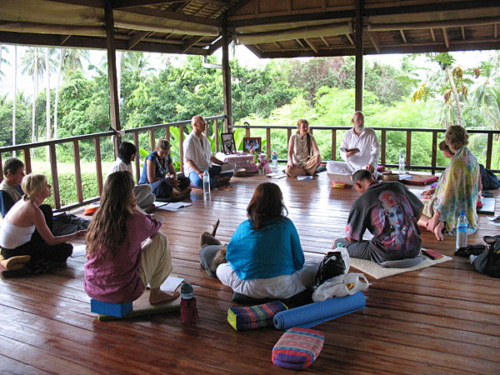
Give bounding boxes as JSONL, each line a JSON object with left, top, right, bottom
{"left": 0, "top": 218, "right": 35, "bottom": 249}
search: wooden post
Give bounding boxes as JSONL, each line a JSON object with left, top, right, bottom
{"left": 134, "top": 132, "right": 141, "bottom": 183}
{"left": 94, "top": 138, "right": 103, "bottom": 196}
{"left": 431, "top": 131, "right": 437, "bottom": 175}
{"left": 72, "top": 140, "right": 83, "bottom": 203}
{"left": 355, "top": 0, "right": 364, "bottom": 111}
{"left": 222, "top": 19, "right": 233, "bottom": 131}
{"left": 104, "top": 0, "right": 121, "bottom": 157}
{"left": 49, "top": 144, "right": 61, "bottom": 209}
{"left": 486, "top": 132, "right": 493, "bottom": 169}
{"left": 180, "top": 125, "right": 185, "bottom": 173}
{"left": 23, "top": 147, "right": 32, "bottom": 174}
{"left": 266, "top": 128, "right": 271, "bottom": 157}
{"left": 331, "top": 130, "right": 337, "bottom": 160}
{"left": 215, "top": 119, "right": 220, "bottom": 153}
{"left": 381, "top": 130, "right": 386, "bottom": 166}
{"left": 406, "top": 130, "right": 412, "bottom": 171}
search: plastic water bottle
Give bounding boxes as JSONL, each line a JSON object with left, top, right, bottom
{"left": 272, "top": 149, "right": 278, "bottom": 170}
{"left": 399, "top": 152, "right": 405, "bottom": 174}
{"left": 456, "top": 211, "right": 468, "bottom": 249}
{"left": 203, "top": 169, "right": 210, "bottom": 196}
{"left": 180, "top": 283, "right": 199, "bottom": 324}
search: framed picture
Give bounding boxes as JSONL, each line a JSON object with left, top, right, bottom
{"left": 243, "top": 137, "right": 261, "bottom": 153}
{"left": 221, "top": 133, "right": 237, "bottom": 154}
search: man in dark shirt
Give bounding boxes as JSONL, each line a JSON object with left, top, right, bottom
{"left": 334, "top": 169, "right": 423, "bottom": 264}
{"left": 0, "top": 158, "right": 25, "bottom": 219}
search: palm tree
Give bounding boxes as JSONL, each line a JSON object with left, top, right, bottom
{"left": 21, "top": 47, "right": 43, "bottom": 144}
{"left": 12, "top": 46, "right": 17, "bottom": 154}
{"left": 473, "top": 60, "right": 500, "bottom": 131}
{"left": 122, "top": 51, "right": 155, "bottom": 76}
{"left": 0, "top": 44, "right": 10, "bottom": 79}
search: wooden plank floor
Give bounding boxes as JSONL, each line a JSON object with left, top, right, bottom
{"left": 1, "top": 173, "right": 499, "bottom": 374}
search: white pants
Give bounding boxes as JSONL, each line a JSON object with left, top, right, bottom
{"left": 134, "top": 184, "right": 155, "bottom": 209}
{"left": 216, "top": 257, "right": 322, "bottom": 299}
{"left": 327, "top": 161, "right": 378, "bottom": 178}
{"left": 138, "top": 232, "right": 173, "bottom": 289}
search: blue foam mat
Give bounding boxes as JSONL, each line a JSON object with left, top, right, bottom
{"left": 273, "top": 292, "right": 366, "bottom": 330}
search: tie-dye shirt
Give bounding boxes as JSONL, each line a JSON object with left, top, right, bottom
{"left": 423, "top": 147, "right": 479, "bottom": 234}
{"left": 346, "top": 182, "right": 423, "bottom": 263}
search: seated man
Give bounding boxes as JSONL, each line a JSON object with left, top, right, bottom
{"left": 0, "top": 158, "right": 25, "bottom": 221}
{"left": 333, "top": 169, "right": 423, "bottom": 264}
{"left": 183, "top": 115, "right": 233, "bottom": 188}
{"left": 327, "top": 111, "right": 380, "bottom": 177}
{"left": 0, "top": 158, "right": 89, "bottom": 235}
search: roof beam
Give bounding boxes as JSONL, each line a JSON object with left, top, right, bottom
{"left": 120, "top": 6, "right": 222, "bottom": 27}
{"left": 368, "top": 31, "right": 381, "bottom": 53}
{"left": 368, "top": 16, "right": 500, "bottom": 32}
{"left": 181, "top": 35, "right": 205, "bottom": 53}
{"left": 127, "top": 30, "right": 149, "bottom": 49}
{"left": 400, "top": 30, "right": 407, "bottom": 43}
{"left": 443, "top": 28, "right": 450, "bottom": 49}
{"left": 303, "top": 38, "right": 318, "bottom": 54}
{"left": 112, "top": 0, "right": 178, "bottom": 8}
{"left": 461, "top": 26, "right": 466, "bottom": 40}
{"left": 226, "top": 0, "right": 253, "bottom": 18}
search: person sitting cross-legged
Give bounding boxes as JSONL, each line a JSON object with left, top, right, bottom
{"left": 285, "top": 118, "right": 322, "bottom": 178}
{"left": 139, "top": 138, "right": 191, "bottom": 202}
{"left": 333, "top": 169, "right": 423, "bottom": 265}
{"left": 183, "top": 115, "right": 233, "bottom": 189}
{"left": 216, "top": 182, "right": 321, "bottom": 299}
{"left": 84, "top": 171, "right": 179, "bottom": 305}
{"left": 106, "top": 141, "right": 156, "bottom": 210}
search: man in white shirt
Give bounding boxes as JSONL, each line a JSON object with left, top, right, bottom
{"left": 327, "top": 111, "right": 380, "bottom": 177}
{"left": 183, "top": 115, "right": 232, "bottom": 188}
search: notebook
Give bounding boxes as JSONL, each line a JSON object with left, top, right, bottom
{"left": 327, "top": 172, "right": 353, "bottom": 185}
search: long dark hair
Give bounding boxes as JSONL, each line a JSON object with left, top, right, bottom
{"left": 247, "top": 182, "right": 288, "bottom": 231}
{"left": 118, "top": 142, "right": 137, "bottom": 165}
{"left": 86, "top": 171, "right": 135, "bottom": 258}
{"left": 297, "top": 118, "right": 312, "bottom": 155}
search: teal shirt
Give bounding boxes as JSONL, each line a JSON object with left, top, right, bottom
{"left": 226, "top": 217, "right": 305, "bottom": 281}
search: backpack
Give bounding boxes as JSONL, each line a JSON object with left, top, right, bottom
{"left": 479, "top": 164, "right": 500, "bottom": 190}
{"left": 474, "top": 235, "right": 500, "bottom": 278}
{"left": 315, "top": 251, "right": 346, "bottom": 286}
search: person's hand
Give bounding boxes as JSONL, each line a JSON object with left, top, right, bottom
{"left": 365, "top": 164, "right": 375, "bottom": 174}
{"left": 166, "top": 177, "right": 180, "bottom": 188}
{"left": 76, "top": 230, "right": 87, "bottom": 238}
{"left": 287, "top": 161, "right": 294, "bottom": 169}
{"left": 346, "top": 150, "right": 358, "bottom": 158}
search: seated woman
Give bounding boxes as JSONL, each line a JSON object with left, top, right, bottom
{"left": 418, "top": 125, "right": 480, "bottom": 241}
{"left": 216, "top": 182, "right": 321, "bottom": 299}
{"left": 84, "top": 171, "right": 179, "bottom": 305}
{"left": 138, "top": 138, "right": 191, "bottom": 202}
{"left": 285, "top": 119, "right": 322, "bottom": 177}
{"left": 422, "top": 141, "right": 455, "bottom": 198}
{"left": 106, "top": 141, "right": 155, "bottom": 211}
{"left": 0, "top": 174, "right": 84, "bottom": 273}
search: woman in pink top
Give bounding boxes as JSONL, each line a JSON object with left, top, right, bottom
{"left": 84, "top": 171, "right": 179, "bottom": 304}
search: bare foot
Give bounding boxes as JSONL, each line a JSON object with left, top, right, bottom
{"left": 149, "top": 288, "right": 180, "bottom": 305}
{"left": 433, "top": 221, "right": 445, "bottom": 241}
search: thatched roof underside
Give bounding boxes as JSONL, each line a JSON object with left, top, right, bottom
{"left": 0, "top": 0, "right": 499, "bottom": 57}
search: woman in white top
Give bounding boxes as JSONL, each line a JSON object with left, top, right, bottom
{"left": 285, "top": 119, "right": 322, "bottom": 177}
{"left": 106, "top": 141, "right": 155, "bottom": 210}
{"left": 0, "top": 174, "right": 86, "bottom": 273}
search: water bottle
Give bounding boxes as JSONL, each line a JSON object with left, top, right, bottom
{"left": 203, "top": 169, "right": 210, "bottom": 196}
{"left": 399, "top": 152, "right": 405, "bottom": 174}
{"left": 180, "top": 283, "right": 199, "bottom": 324}
{"left": 456, "top": 211, "right": 468, "bottom": 249}
{"left": 272, "top": 149, "right": 278, "bottom": 170}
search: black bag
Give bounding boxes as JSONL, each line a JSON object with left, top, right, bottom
{"left": 474, "top": 235, "right": 500, "bottom": 278}
{"left": 315, "top": 251, "right": 346, "bottom": 286}
{"left": 479, "top": 164, "right": 500, "bottom": 191}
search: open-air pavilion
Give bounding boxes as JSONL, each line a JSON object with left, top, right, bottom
{"left": 1, "top": 1, "right": 500, "bottom": 373}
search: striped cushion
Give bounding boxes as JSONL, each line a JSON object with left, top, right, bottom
{"left": 272, "top": 327, "right": 324, "bottom": 370}
{"left": 227, "top": 301, "right": 287, "bottom": 331}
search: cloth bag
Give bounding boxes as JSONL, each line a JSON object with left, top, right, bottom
{"left": 312, "top": 273, "right": 370, "bottom": 302}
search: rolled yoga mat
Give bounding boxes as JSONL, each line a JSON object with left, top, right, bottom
{"left": 273, "top": 292, "right": 366, "bottom": 330}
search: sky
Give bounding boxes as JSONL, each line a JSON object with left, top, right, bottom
{"left": 0, "top": 43, "right": 496, "bottom": 101}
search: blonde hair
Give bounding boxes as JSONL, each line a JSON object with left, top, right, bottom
{"left": 157, "top": 138, "right": 170, "bottom": 151}
{"left": 22, "top": 174, "right": 48, "bottom": 198}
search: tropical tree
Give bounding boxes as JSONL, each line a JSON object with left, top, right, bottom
{"left": 21, "top": 47, "right": 43, "bottom": 144}
{"left": 0, "top": 45, "right": 9, "bottom": 79}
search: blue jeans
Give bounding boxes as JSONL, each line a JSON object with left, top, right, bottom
{"left": 189, "top": 165, "right": 222, "bottom": 188}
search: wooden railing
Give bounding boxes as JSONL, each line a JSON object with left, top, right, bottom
{"left": 231, "top": 124, "right": 500, "bottom": 174}
{"left": 1, "top": 118, "right": 498, "bottom": 210}
{"left": 0, "top": 115, "right": 225, "bottom": 211}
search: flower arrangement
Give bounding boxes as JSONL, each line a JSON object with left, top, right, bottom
{"left": 253, "top": 151, "right": 272, "bottom": 174}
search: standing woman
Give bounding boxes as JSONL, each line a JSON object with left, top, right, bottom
{"left": 139, "top": 138, "right": 191, "bottom": 202}
{"left": 216, "top": 182, "right": 321, "bottom": 299}
{"left": 85, "top": 171, "right": 179, "bottom": 305}
{"left": 106, "top": 141, "right": 155, "bottom": 210}
{"left": 0, "top": 174, "right": 83, "bottom": 273}
{"left": 418, "top": 125, "right": 480, "bottom": 241}
{"left": 285, "top": 119, "right": 322, "bottom": 177}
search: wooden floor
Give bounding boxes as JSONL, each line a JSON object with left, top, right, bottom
{"left": 1, "top": 173, "right": 499, "bottom": 374}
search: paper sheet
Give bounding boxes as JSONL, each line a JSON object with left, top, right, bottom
{"left": 155, "top": 202, "right": 192, "bottom": 211}
{"left": 160, "top": 276, "right": 184, "bottom": 292}
{"left": 71, "top": 245, "right": 87, "bottom": 257}
{"left": 297, "top": 175, "right": 313, "bottom": 181}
